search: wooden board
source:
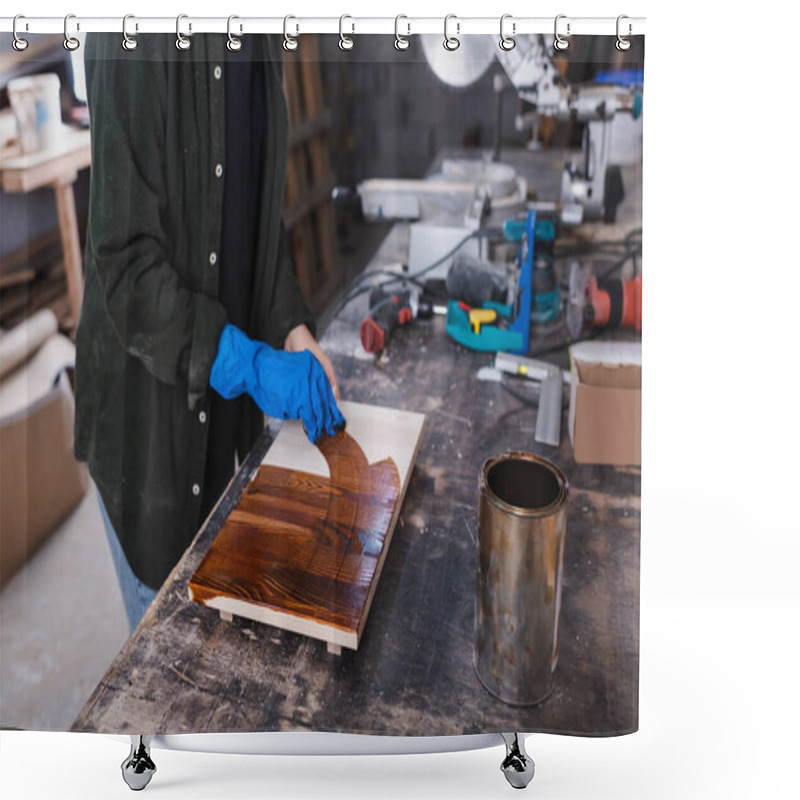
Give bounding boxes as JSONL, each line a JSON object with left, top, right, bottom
{"left": 188, "top": 401, "right": 425, "bottom": 651}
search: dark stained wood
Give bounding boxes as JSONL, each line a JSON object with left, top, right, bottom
{"left": 188, "top": 431, "right": 401, "bottom": 643}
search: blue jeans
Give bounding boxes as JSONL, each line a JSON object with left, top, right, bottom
{"left": 97, "top": 491, "right": 157, "bottom": 633}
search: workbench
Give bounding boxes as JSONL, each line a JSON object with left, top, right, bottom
{"left": 73, "top": 150, "right": 641, "bottom": 739}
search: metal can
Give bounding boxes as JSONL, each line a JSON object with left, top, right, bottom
{"left": 474, "top": 452, "right": 569, "bottom": 706}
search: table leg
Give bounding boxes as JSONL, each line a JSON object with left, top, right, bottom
{"left": 53, "top": 174, "right": 84, "bottom": 324}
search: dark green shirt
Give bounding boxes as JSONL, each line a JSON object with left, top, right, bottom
{"left": 76, "top": 33, "right": 314, "bottom": 589}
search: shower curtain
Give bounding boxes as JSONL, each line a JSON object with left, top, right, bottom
{"left": 0, "top": 19, "right": 644, "bottom": 747}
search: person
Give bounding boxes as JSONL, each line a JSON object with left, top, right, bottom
{"left": 75, "top": 33, "right": 344, "bottom": 632}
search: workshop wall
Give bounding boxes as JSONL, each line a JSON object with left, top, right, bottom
{"left": 315, "top": 34, "right": 643, "bottom": 188}
{"left": 317, "top": 36, "right": 528, "bottom": 184}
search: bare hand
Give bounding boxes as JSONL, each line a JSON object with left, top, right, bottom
{"left": 284, "top": 324, "right": 340, "bottom": 400}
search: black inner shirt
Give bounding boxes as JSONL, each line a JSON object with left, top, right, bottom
{"left": 201, "top": 47, "right": 266, "bottom": 518}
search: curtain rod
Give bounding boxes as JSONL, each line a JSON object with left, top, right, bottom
{"left": 0, "top": 15, "right": 646, "bottom": 37}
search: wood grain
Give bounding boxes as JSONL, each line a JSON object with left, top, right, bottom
{"left": 189, "top": 402, "right": 425, "bottom": 650}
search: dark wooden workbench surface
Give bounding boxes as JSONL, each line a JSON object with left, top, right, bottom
{"left": 73, "top": 153, "right": 641, "bottom": 738}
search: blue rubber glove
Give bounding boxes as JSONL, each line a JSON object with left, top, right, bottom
{"left": 210, "top": 324, "right": 345, "bottom": 444}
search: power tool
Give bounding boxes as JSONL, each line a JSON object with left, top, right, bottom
{"left": 444, "top": 209, "right": 550, "bottom": 354}
{"left": 503, "top": 215, "right": 560, "bottom": 323}
{"left": 567, "top": 263, "right": 642, "bottom": 338}
{"left": 360, "top": 286, "right": 436, "bottom": 354}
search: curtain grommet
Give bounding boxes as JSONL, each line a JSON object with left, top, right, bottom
{"left": 500, "top": 14, "right": 516, "bottom": 51}
{"left": 227, "top": 15, "right": 242, "bottom": 52}
{"left": 12, "top": 14, "right": 29, "bottom": 51}
{"left": 63, "top": 13, "right": 80, "bottom": 51}
{"left": 444, "top": 13, "right": 460, "bottom": 51}
{"left": 339, "top": 14, "right": 355, "bottom": 51}
{"left": 283, "top": 15, "right": 299, "bottom": 51}
{"left": 122, "top": 14, "right": 138, "bottom": 51}
{"left": 394, "top": 14, "right": 410, "bottom": 51}
{"left": 616, "top": 15, "right": 632, "bottom": 51}
{"left": 176, "top": 13, "right": 191, "bottom": 51}
{"left": 554, "top": 14, "right": 570, "bottom": 51}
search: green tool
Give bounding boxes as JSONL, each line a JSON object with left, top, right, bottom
{"left": 445, "top": 209, "right": 537, "bottom": 354}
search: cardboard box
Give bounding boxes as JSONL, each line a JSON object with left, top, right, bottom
{"left": 0, "top": 324, "right": 88, "bottom": 588}
{"left": 568, "top": 341, "right": 642, "bottom": 466}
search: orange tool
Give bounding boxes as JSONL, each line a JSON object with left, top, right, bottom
{"left": 567, "top": 264, "right": 642, "bottom": 337}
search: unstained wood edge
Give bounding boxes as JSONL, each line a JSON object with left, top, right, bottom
{"left": 198, "top": 593, "right": 359, "bottom": 650}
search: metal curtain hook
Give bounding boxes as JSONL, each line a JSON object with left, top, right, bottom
{"left": 444, "top": 14, "right": 460, "bottom": 51}
{"left": 616, "top": 15, "right": 632, "bottom": 51}
{"left": 395, "top": 14, "right": 410, "bottom": 51}
{"left": 176, "top": 13, "right": 191, "bottom": 50}
{"left": 499, "top": 14, "right": 515, "bottom": 51}
{"left": 339, "top": 15, "right": 354, "bottom": 51}
{"left": 63, "top": 13, "right": 80, "bottom": 51}
{"left": 227, "top": 15, "right": 242, "bottom": 51}
{"left": 283, "top": 15, "right": 298, "bottom": 51}
{"left": 122, "top": 14, "right": 138, "bottom": 51}
{"left": 12, "top": 14, "right": 29, "bottom": 51}
{"left": 554, "top": 14, "right": 570, "bottom": 51}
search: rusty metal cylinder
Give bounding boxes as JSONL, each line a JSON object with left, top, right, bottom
{"left": 474, "top": 452, "right": 569, "bottom": 706}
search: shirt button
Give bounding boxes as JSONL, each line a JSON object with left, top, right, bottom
{"left": 208, "top": 251, "right": 217, "bottom": 266}
{"left": 213, "top": 65, "right": 222, "bottom": 80}
{"left": 215, "top": 163, "right": 223, "bottom": 178}
{"left": 192, "top": 483, "right": 201, "bottom": 497}
{"left": 199, "top": 411, "right": 207, "bottom": 424}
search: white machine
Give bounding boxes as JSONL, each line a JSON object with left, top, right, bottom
{"left": 357, "top": 33, "right": 641, "bottom": 230}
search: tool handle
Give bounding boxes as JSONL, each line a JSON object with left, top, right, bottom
{"left": 360, "top": 291, "right": 413, "bottom": 353}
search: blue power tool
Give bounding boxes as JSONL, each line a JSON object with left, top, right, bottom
{"left": 503, "top": 215, "right": 560, "bottom": 323}
{"left": 446, "top": 209, "right": 556, "bottom": 354}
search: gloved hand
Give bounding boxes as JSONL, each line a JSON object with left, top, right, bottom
{"left": 210, "top": 324, "right": 345, "bottom": 444}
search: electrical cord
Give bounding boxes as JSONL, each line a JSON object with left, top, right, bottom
{"left": 330, "top": 227, "right": 499, "bottom": 322}
{"left": 553, "top": 227, "right": 642, "bottom": 272}
{"left": 347, "top": 269, "right": 441, "bottom": 296}
{"left": 554, "top": 244, "right": 626, "bottom": 258}
{"left": 596, "top": 253, "right": 633, "bottom": 279}
{"left": 625, "top": 227, "right": 642, "bottom": 276}
{"left": 597, "top": 236, "right": 641, "bottom": 279}
{"left": 557, "top": 227, "right": 642, "bottom": 292}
